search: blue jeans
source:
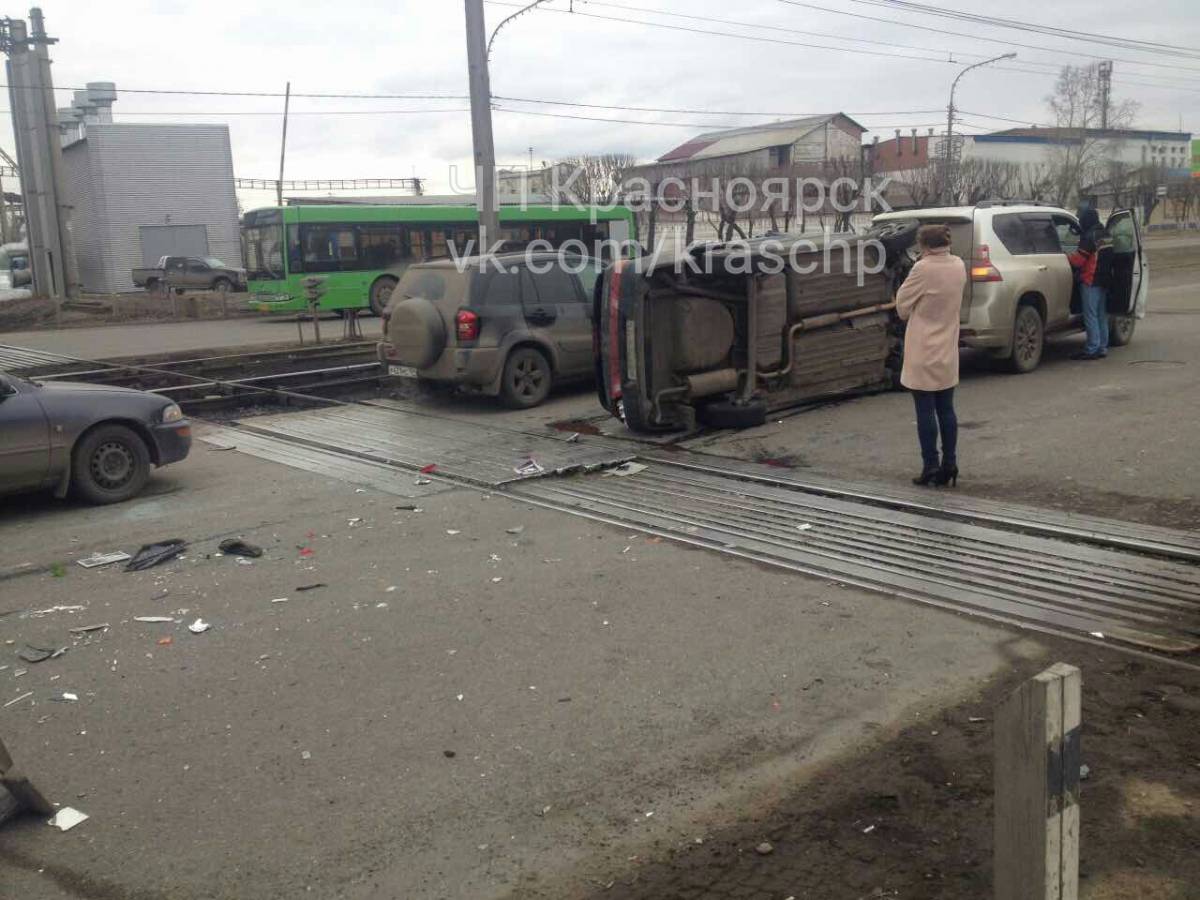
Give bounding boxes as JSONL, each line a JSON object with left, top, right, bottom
{"left": 912, "top": 388, "right": 957, "bottom": 470}
{"left": 1081, "top": 284, "right": 1109, "bottom": 356}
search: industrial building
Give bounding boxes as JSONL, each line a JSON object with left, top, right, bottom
{"left": 59, "top": 83, "right": 240, "bottom": 294}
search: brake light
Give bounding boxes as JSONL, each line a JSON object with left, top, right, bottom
{"left": 970, "top": 244, "right": 1003, "bottom": 282}
{"left": 455, "top": 308, "right": 480, "bottom": 341}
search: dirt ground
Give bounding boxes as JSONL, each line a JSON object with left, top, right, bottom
{"left": 524, "top": 646, "right": 1200, "bottom": 900}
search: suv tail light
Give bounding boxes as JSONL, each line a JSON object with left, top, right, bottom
{"left": 455, "top": 308, "right": 480, "bottom": 342}
{"left": 970, "top": 244, "right": 1003, "bottom": 282}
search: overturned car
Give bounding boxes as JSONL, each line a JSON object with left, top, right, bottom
{"left": 595, "top": 227, "right": 917, "bottom": 433}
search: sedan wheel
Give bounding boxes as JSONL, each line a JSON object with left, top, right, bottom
{"left": 1108, "top": 315, "right": 1136, "bottom": 347}
{"left": 72, "top": 424, "right": 152, "bottom": 504}
{"left": 500, "top": 347, "right": 552, "bottom": 408}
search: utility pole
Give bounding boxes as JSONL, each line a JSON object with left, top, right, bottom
{"left": 1097, "top": 61, "right": 1113, "bottom": 130}
{"left": 277, "top": 81, "right": 291, "bottom": 208}
{"left": 2, "top": 8, "right": 78, "bottom": 304}
{"left": 464, "top": 0, "right": 499, "bottom": 245}
{"left": 942, "top": 52, "right": 1017, "bottom": 204}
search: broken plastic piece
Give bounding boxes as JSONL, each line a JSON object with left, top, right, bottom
{"left": 124, "top": 540, "right": 187, "bottom": 572}
{"left": 419, "top": 463, "right": 438, "bottom": 474}
{"left": 68, "top": 624, "right": 109, "bottom": 635}
{"left": 604, "top": 462, "right": 648, "bottom": 478}
{"left": 188, "top": 619, "right": 211, "bottom": 635}
{"left": 514, "top": 458, "right": 545, "bottom": 476}
{"left": 47, "top": 808, "right": 89, "bottom": 832}
{"left": 76, "top": 551, "right": 132, "bottom": 569}
{"left": 134, "top": 616, "right": 174, "bottom": 623}
{"left": 218, "top": 539, "right": 263, "bottom": 559}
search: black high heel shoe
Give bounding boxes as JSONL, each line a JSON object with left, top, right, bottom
{"left": 934, "top": 463, "right": 959, "bottom": 487}
{"left": 912, "top": 466, "right": 940, "bottom": 486}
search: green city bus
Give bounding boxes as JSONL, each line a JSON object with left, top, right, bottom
{"left": 241, "top": 202, "right": 637, "bottom": 316}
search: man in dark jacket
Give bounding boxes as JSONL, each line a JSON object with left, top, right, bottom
{"left": 1068, "top": 225, "right": 1114, "bottom": 360}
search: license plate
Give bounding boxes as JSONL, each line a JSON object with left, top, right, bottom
{"left": 388, "top": 365, "right": 418, "bottom": 378}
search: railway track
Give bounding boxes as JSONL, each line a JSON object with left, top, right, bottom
{"left": 2, "top": 341, "right": 390, "bottom": 414}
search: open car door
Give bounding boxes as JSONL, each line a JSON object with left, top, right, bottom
{"left": 1105, "top": 209, "right": 1149, "bottom": 319}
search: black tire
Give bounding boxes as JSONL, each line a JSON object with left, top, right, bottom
{"left": 369, "top": 276, "right": 398, "bottom": 317}
{"left": 866, "top": 220, "right": 919, "bottom": 255}
{"left": 71, "top": 424, "right": 152, "bottom": 505}
{"left": 500, "top": 347, "right": 553, "bottom": 408}
{"left": 1108, "top": 315, "right": 1136, "bottom": 347}
{"left": 1006, "top": 304, "right": 1044, "bottom": 374}
{"left": 697, "top": 398, "right": 768, "bottom": 429}
{"left": 211, "top": 277, "right": 233, "bottom": 295}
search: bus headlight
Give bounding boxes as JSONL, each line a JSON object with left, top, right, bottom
{"left": 161, "top": 403, "right": 184, "bottom": 424}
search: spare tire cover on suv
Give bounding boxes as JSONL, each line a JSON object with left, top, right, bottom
{"left": 387, "top": 297, "right": 447, "bottom": 369}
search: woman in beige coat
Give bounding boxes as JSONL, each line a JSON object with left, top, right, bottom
{"left": 895, "top": 224, "right": 968, "bottom": 487}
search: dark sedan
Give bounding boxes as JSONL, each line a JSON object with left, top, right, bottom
{"left": 0, "top": 371, "right": 192, "bottom": 504}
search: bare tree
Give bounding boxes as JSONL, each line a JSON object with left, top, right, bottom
{"left": 554, "top": 153, "right": 639, "bottom": 205}
{"left": 1044, "top": 64, "right": 1140, "bottom": 205}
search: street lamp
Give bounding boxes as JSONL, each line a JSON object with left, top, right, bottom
{"left": 942, "top": 52, "right": 1017, "bottom": 202}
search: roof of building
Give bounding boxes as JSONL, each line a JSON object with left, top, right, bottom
{"left": 977, "top": 126, "right": 1191, "bottom": 144}
{"left": 657, "top": 113, "right": 866, "bottom": 163}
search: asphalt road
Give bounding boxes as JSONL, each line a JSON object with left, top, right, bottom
{"left": 0, "top": 443, "right": 1026, "bottom": 900}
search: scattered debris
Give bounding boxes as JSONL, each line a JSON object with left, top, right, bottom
{"left": 968, "top": 716, "right": 987, "bottom": 723}
{"left": 443, "top": 750, "right": 457, "bottom": 758}
{"left": 414, "top": 478, "right": 432, "bottom": 486}
{"left": 47, "top": 807, "right": 89, "bottom": 832}
{"left": 76, "top": 551, "right": 131, "bottom": 569}
{"left": 395, "top": 504, "right": 419, "bottom": 511}
{"left": 188, "top": 619, "right": 211, "bottom": 635}
{"left": 218, "top": 538, "right": 263, "bottom": 559}
{"left": 1080, "top": 764, "right": 1091, "bottom": 780}
{"left": 1090, "top": 631, "right": 1105, "bottom": 640}
{"left": 506, "top": 526, "right": 525, "bottom": 535}
{"left": 514, "top": 458, "right": 545, "bottom": 476}
{"left": 125, "top": 539, "right": 187, "bottom": 572}
{"left": 456, "top": 694, "right": 464, "bottom": 701}
{"left": 446, "top": 530, "right": 462, "bottom": 536}
{"left": 18, "top": 646, "right": 66, "bottom": 664}
{"left": 538, "top": 804, "right": 552, "bottom": 817}
{"left": 491, "top": 577, "right": 503, "bottom": 584}
{"left": 301, "top": 750, "right": 311, "bottom": 761}
{"left": 29, "top": 605, "right": 85, "bottom": 618}
{"left": 68, "top": 624, "right": 109, "bottom": 635}
{"left": 134, "top": 616, "right": 175, "bottom": 624}
{"left": 796, "top": 523, "right": 814, "bottom": 532}
{"left": 59, "top": 693, "right": 78, "bottom": 702}
{"left": 862, "top": 824, "right": 876, "bottom": 834}
{"left": 2, "top": 692, "right": 33, "bottom": 709}
{"left": 565, "top": 432, "right": 581, "bottom": 443}
{"left": 295, "top": 583, "right": 327, "bottom": 592}
{"left": 419, "top": 463, "right": 438, "bottom": 475}
{"left": 604, "top": 462, "right": 648, "bottom": 478}
{"left": 157, "top": 637, "right": 173, "bottom": 646}
{"left": 347, "top": 517, "right": 363, "bottom": 527}
{"left": 755, "top": 841, "right": 775, "bottom": 856}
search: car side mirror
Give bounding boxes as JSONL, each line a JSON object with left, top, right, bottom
{"left": 0, "top": 381, "right": 16, "bottom": 399}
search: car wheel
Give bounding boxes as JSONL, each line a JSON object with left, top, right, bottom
{"left": 369, "top": 276, "right": 398, "bottom": 317}
{"left": 1006, "top": 304, "right": 1044, "bottom": 374}
{"left": 1108, "top": 314, "right": 1136, "bottom": 347}
{"left": 697, "top": 398, "right": 768, "bottom": 429}
{"left": 500, "top": 347, "right": 552, "bottom": 408}
{"left": 866, "top": 220, "right": 919, "bottom": 255}
{"left": 71, "top": 424, "right": 152, "bottom": 505}
{"left": 212, "top": 277, "right": 233, "bottom": 295}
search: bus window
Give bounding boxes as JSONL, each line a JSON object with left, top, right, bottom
{"left": 300, "top": 224, "right": 358, "bottom": 273}
{"left": 358, "top": 224, "right": 405, "bottom": 269}
{"left": 287, "top": 225, "right": 301, "bottom": 274}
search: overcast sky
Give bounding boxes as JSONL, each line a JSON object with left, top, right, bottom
{"left": 9, "top": 0, "right": 1200, "bottom": 210}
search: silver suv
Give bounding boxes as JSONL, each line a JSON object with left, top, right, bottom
{"left": 873, "top": 203, "right": 1148, "bottom": 372}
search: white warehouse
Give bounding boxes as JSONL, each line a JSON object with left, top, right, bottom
{"left": 59, "top": 83, "right": 240, "bottom": 294}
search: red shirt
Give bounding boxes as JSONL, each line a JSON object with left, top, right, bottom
{"left": 1068, "top": 249, "right": 1098, "bottom": 286}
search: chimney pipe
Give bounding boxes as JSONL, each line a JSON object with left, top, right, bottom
{"left": 895, "top": 128, "right": 902, "bottom": 156}
{"left": 911, "top": 128, "right": 919, "bottom": 154}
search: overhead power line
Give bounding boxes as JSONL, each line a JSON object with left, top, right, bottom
{"left": 777, "top": 0, "right": 1200, "bottom": 75}
{"left": 844, "top": 0, "right": 1200, "bottom": 60}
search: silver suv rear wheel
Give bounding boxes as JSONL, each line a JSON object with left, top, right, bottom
{"left": 1007, "top": 304, "right": 1044, "bottom": 374}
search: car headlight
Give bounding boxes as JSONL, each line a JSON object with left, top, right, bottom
{"left": 161, "top": 403, "right": 184, "bottom": 423}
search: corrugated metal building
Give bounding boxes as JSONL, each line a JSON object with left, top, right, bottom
{"left": 61, "top": 121, "right": 240, "bottom": 294}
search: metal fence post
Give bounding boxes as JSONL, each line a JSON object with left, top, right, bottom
{"left": 994, "top": 662, "right": 1081, "bottom": 900}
